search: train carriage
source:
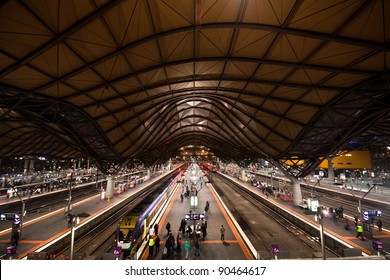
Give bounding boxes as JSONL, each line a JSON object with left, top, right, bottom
{"left": 115, "top": 170, "right": 182, "bottom": 258}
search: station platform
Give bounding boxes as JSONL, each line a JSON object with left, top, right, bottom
{"left": 139, "top": 175, "right": 253, "bottom": 260}
{"left": 0, "top": 170, "right": 176, "bottom": 259}
{"left": 221, "top": 172, "right": 390, "bottom": 258}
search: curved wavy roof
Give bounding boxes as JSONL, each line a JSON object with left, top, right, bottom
{"left": 1, "top": 0, "right": 389, "bottom": 175}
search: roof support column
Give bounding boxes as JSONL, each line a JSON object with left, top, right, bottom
{"left": 291, "top": 178, "right": 303, "bottom": 207}
{"left": 146, "top": 169, "right": 151, "bottom": 180}
{"left": 29, "top": 159, "right": 35, "bottom": 173}
{"left": 272, "top": 160, "right": 302, "bottom": 206}
{"left": 241, "top": 169, "right": 246, "bottom": 182}
{"left": 327, "top": 158, "right": 335, "bottom": 182}
{"left": 106, "top": 175, "right": 114, "bottom": 199}
{"left": 24, "top": 160, "right": 29, "bottom": 175}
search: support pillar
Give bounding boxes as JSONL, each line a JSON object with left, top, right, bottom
{"left": 24, "top": 160, "right": 29, "bottom": 175}
{"left": 52, "top": 161, "right": 56, "bottom": 171}
{"left": 241, "top": 170, "right": 246, "bottom": 181}
{"left": 292, "top": 180, "right": 303, "bottom": 206}
{"left": 106, "top": 175, "right": 114, "bottom": 199}
{"left": 29, "top": 159, "right": 35, "bottom": 173}
{"left": 327, "top": 158, "right": 334, "bottom": 182}
{"left": 272, "top": 161, "right": 303, "bottom": 206}
{"left": 147, "top": 169, "right": 151, "bottom": 180}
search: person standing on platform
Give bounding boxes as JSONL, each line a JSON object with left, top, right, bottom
{"left": 332, "top": 211, "right": 338, "bottom": 224}
{"left": 201, "top": 220, "right": 207, "bottom": 238}
{"left": 377, "top": 219, "right": 383, "bottom": 231}
{"left": 155, "top": 235, "right": 160, "bottom": 255}
{"left": 194, "top": 238, "right": 200, "bottom": 256}
{"left": 166, "top": 221, "right": 171, "bottom": 236}
{"left": 176, "top": 231, "right": 182, "bottom": 244}
{"left": 180, "top": 219, "right": 187, "bottom": 235}
{"left": 356, "top": 224, "right": 364, "bottom": 240}
{"left": 354, "top": 214, "right": 359, "bottom": 227}
{"left": 165, "top": 236, "right": 173, "bottom": 257}
{"left": 11, "top": 228, "right": 20, "bottom": 246}
{"left": 148, "top": 235, "right": 155, "bottom": 258}
{"left": 184, "top": 240, "right": 190, "bottom": 260}
{"left": 67, "top": 213, "right": 73, "bottom": 228}
{"left": 154, "top": 223, "right": 159, "bottom": 235}
{"left": 149, "top": 225, "right": 154, "bottom": 237}
{"left": 220, "top": 225, "right": 225, "bottom": 241}
{"left": 176, "top": 237, "right": 182, "bottom": 254}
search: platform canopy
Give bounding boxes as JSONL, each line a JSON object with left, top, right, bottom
{"left": 0, "top": 0, "right": 389, "bottom": 175}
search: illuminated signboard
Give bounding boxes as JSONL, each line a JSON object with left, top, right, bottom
{"left": 184, "top": 213, "right": 205, "bottom": 221}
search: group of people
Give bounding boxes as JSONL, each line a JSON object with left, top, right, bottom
{"left": 162, "top": 231, "right": 183, "bottom": 259}
{"left": 354, "top": 214, "right": 383, "bottom": 241}
{"left": 329, "top": 206, "right": 344, "bottom": 223}
{"left": 149, "top": 205, "right": 225, "bottom": 259}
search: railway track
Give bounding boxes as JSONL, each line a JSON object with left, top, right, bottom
{"left": 253, "top": 173, "right": 389, "bottom": 232}
{"left": 212, "top": 173, "right": 339, "bottom": 259}
{"left": 300, "top": 186, "right": 390, "bottom": 231}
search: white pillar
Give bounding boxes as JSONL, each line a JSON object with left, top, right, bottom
{"left": 147, "top": 169, "right": 151, "bottom": 180}
{"left": 272, "top": 161, "right": 303, "bottom": 206}
{"left": 24, "top": 160, "right": 29, "bottom": 175}
{"left": 241, "top": 170, "right": 246, "bottom": 181}
{"left": 106, "top": 175, "right": 114, "bottom": 198}
{"left": 292, "top": 180, "right": 302, "bottom": 206}
{"left": 29, "top": 159, "right": 35, "bottom": 173}
{"left": 327, "top": 158, "right": 334, "bottom": 182}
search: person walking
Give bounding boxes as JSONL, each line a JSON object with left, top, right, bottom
{"left": 194, "top": 238, "right": 200, "bottom": 256}
{"left": 356, "top": 224, "right": 364, "bottom": 240}
{"left": 205, "top": 201, "right": 211, "bottom": 214}
{"left": 220, "top": 225, "right": 225, "bottom": 241}
{"left": 184, "top": 240, "right": 190, "bottom": 260}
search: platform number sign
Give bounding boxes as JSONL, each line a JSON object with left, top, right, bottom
{"left": 113, "top": 246, "right": 121, "bottom": 257}
{"left": 271, "top": 244, "right": 280, "bottom": 255}
{"left": 372, "top": 241, "right": 383, "bottom": 251}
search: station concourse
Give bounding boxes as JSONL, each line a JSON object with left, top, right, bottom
{"left": 139, "top": 169, "right": 253, "bottom": 260}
